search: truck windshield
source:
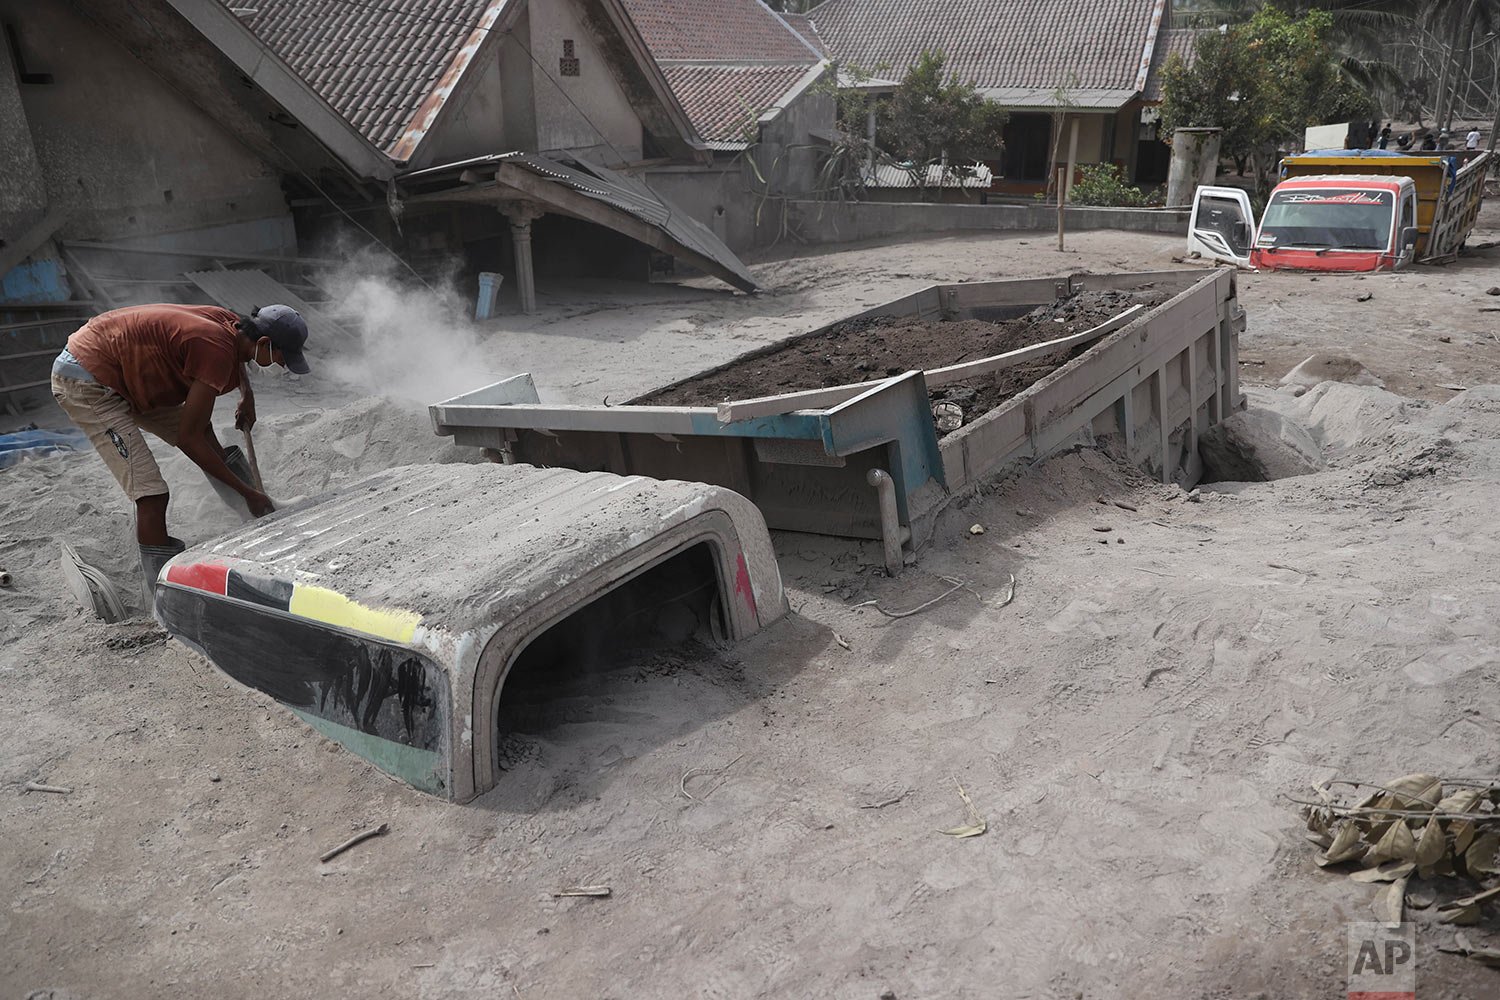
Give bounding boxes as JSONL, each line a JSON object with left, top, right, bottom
{"left": 1257, "top": 188, "right": 1393, "bottom": 250}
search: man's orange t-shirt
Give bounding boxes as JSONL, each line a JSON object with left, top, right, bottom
{"left": 67, "top": 304, "right": 242, "bottom": 412}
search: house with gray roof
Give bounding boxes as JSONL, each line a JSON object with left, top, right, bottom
{"left": 801, "top": 0, "right": 1187, "bottom": 193}
{"left": 4, "top": 0, "right": 769, "bottom": 321}
{"left": 619, "top": 0, "right": 835, "bottom": 250}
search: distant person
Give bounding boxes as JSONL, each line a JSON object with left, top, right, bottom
{"left": 1421, "top": 132, "right": 1438, "bottom": 151}
{"left": 1378, "top": 126, "right": 1392, "bottom": 150}
{"left": 51, "top": 304, "right": 312, "bottom": 590}
{"left": 1467, "top": 128, "right": 1482, "bottom": 150}
{"left": 1397, "top": 133, "right": 1414, "bottom": 151}
{"left": 1437, "top": 131, "right": 1451, "bottom": 150}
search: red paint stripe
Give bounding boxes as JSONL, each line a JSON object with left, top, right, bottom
{"left": 165, "top": 562, "right": 229, "bottom": 595}
{"left": 734, "top": 551, "right": 757, "bottom": 618}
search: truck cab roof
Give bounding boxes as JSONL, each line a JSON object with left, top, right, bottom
{"left": 1276, "top": 175, "right": 1413, "bottom": 191}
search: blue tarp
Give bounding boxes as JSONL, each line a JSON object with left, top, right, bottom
{"left": 0, "top": 428, "right": 91, "bottom": 469}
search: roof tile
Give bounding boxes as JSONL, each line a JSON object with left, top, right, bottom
{"left": 620, "top": 0, "right": 819, "bottom": 63}
{"left": 223, "top": 0, "right": 500, "bottom": 153}
{"left": 661, "top": 63, "right": 814, "bottom": 143}
{"left": 807, "top": 0, "right": 1164, "bottom": 97}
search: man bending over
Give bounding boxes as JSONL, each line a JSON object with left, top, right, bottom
{"left": 51, "top": 303, "right": 311, "bottom": 590}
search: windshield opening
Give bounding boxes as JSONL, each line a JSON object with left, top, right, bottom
{"left": 1256, "top": 188, "right": 1393, "bottom": 251}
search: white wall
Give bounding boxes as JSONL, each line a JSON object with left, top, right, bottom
{"left": 526, "top": 0, "right": 643, "bottom": 163}
{"left": 0, "top": 0, "right": 290, "bottom": 247}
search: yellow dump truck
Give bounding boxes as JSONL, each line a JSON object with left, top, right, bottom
{"left": 1279, "top": 150, "right": 1490, "bottom": 263}
{"left": 1190, "top": 150, "right": 1490, "bottom": 271}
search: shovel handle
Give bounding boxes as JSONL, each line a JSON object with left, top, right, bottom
{"left": 241, "top": 427, "right": 266, "bottom": 494}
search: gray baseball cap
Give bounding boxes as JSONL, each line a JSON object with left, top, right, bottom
{"left": 248, "top": 304, "right": 311, "bottom": 374}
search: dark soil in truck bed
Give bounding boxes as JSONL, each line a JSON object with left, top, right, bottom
{"left": 640, "top": 289, "right": 1169, "bottom": 430}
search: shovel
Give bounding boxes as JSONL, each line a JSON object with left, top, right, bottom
{"left": 241, "top": 425, "right": 266, "bottom": 494}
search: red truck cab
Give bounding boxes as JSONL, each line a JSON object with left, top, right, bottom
{"left": 1188, "top": 176, "right": 1420, "bottom": 273}
{"left": 1251, "top": 176, "right": 1418, "bottom": 272}
{"left": 1190, "top": 150, "right": 1489, "bottom": 273}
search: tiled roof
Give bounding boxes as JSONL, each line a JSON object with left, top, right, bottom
{"left": 621, "top": 0, "right": 823, "bottom": 148}
{"left": 807, "top": 0, "right": 1167, "bottom": 102}
{"left": 224, "top": 0, "right": 505, "bottom": 154}
{"left": 620, "top": 0, "right": 820, "bottom": 63}
{"left": 661, "top": 64, "right": 815, "bottom": 143}
{"left": 780, "top": 12, "right": 829, "bottom": 56}
{"left": 1142, "top": 27, "right": 1205, "bottom": 102}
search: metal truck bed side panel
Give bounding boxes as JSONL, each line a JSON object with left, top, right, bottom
{"left": 430, "top": 269, "right": 1242, "bottom": 554}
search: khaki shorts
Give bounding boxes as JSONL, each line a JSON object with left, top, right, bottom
{"left": 52, "top": 375, "right": 183, "bottom": 501}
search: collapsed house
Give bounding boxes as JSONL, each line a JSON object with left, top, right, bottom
{"left": 2, "top": 0, "right": 817, "bottom": 403}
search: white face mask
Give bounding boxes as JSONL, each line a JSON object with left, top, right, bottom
{"left": 250, "top": 340, "right": 289, "bottom": 378}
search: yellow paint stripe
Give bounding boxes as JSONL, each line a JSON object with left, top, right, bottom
{"left": 288, "top": 584, "right": 421, "bottom": 643}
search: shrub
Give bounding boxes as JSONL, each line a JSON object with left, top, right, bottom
{"left": 1068, "top": 163, "right": 1150, "bottom": 207}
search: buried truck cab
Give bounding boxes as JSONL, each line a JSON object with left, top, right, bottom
{"left": 1188, "top": 150, "right": 1490, "bottom": 273}
{"left": 155, "top": 463, "right": 787, "bottom": 803}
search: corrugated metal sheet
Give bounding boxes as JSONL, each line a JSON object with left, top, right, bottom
{"left": 863, "top": 162, "right": 993, "bottom": 189}
{"left": 399, "top": 150, "right": 756, "bottom": 290}
{"left": 501, "top": 153, "right": 757, "bottom": 291}
{"left": 184, "top": 269, "right": 353, "bottom": 341}
{"left": 977, "top": 87, "right": 1139, "bottom": 111}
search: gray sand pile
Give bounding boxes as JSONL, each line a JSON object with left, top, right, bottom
{"left": 0, "top": 395, "right": 469, "bottom": 623}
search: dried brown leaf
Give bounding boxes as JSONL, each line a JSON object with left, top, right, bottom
{"left": 1372, "top": 875, "right": 1408, "bottom": 926}
{"left": 1444, "top": 884, "right": 1500, "bottom": 910}
{"left": 1368, "top": 820, "right": 1417, "bottom": 864}
{"left": 1350, "top": 861, "right": 1415, "bottom": 884}
{"left": 1451, "top": 932, "right": 1500, "bottom": 968}
{"left": 1382, "top": 774, "right": 1443, "bottom": 810}
{"left": 1465, "top": 832, "right": 1500, "bottom": 876}
{"left": 1414, "top": 818, "right": 1446, "bottom": 869}
{"left": 1316, "top": 822, "right": 1367, "bottom": 867}
{"left": 1439, "top": 902, "right": 1482, "bottom": 926}
{"left": 939, "top": 781, "right": 987, "bottom": 839}
{"left": 1435, "top": 788, "right": 1485, "bottom": 815}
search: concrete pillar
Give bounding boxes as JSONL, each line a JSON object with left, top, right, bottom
{"left": 1065, "top": 116, "right": 1080, "bottom": 201}
{"left": 1165, "top": 127, "right": 1222, "bottom": 208}
{"left": 504, "top": 202, "right": 544, "bottom": 315}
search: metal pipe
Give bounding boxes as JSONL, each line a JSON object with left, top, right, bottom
{"left": 866, "top": 468, "right": 903, "bottom": 576}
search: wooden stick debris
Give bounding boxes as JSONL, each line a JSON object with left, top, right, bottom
{"left": 552, "top": 885, "right": 612, "bottom": 898}
{"left": 319, "top": 822, "right": 388, "bottom": 862}
{"left": 860, "top": 789, "right": 910, "bottom": 810}
{"left": 23, "top": 781, "right": 72, "bottom": 794}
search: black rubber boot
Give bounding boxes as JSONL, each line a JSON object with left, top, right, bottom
{"left": 207, "top": 444, "right": 252, "bottom": 517}
{"left": 139, "top": 536, "right": 186, "bottom": 611}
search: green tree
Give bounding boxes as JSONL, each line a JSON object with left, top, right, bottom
{"left": 1161, "top": 8, "right": 1374, "bottom": 199}
{"left": 878, "top": 50, "right": 1008, "bottom": 199}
